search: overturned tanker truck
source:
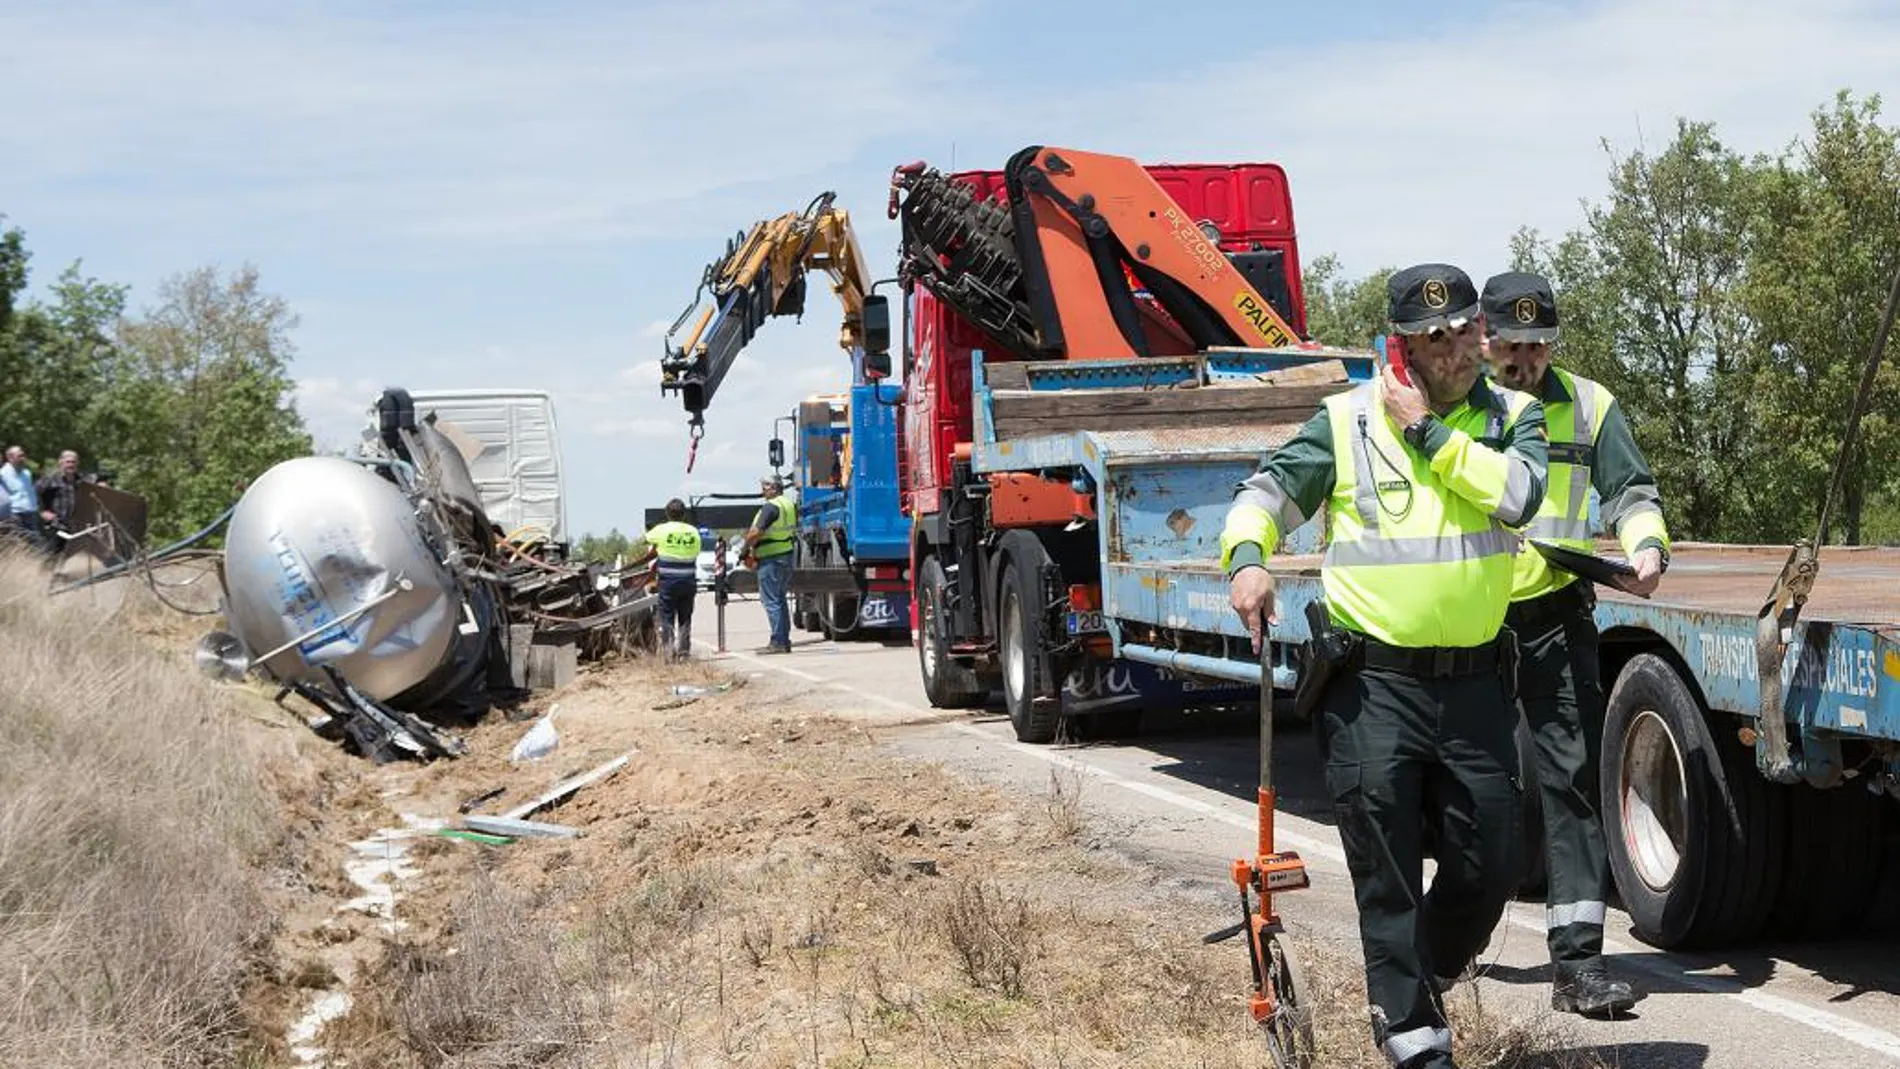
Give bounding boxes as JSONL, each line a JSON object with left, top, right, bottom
{"left": 200, "top": 388, "right": 654, "bottom": 763}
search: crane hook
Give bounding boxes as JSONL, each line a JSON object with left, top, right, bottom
{"left": 685, "top": 418, "right": 705, "bottom": 473}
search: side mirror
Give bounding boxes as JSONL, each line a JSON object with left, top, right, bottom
{"left": 862, "top": 294, "right": 891, "bottom": 374}
{"left": 768, "top": 437, "right": 785, "bottom": 469}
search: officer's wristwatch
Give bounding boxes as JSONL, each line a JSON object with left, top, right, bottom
{"left": 1402, "top": 415, "right": 1435, "bottom": 451}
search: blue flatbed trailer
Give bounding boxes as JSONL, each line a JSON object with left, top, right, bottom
{"left": 967, "top": 345, "right": 1900, "bottom": 950}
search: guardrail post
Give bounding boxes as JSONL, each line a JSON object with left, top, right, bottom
{"left": 715, "top": 569, "right": 728, "bottom": 653}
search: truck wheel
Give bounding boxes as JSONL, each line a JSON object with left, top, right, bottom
{"left": 1000, "top": 557, "right": 1061, "bottom": 744}
{"left": 1772, "top": 780, "right": 1884, "bottom": 940}
{"left": 1515, "top": 711, "right": 1548, "bottom": 898}
{"left": 821, "top": 594, "right": 860, "bottom": 641}
{"left": 1600, "top": 653, "right": 1781, "bottom": 949}
{"left": 917, "top": 556, "right": 987, "bottom": 709}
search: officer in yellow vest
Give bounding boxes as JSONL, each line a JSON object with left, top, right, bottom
{"left": 742, "top": 474, "right": 799, "bottom": 654}
{"left": 1223, "top": 263, "right": 1548, "bottom": 1069}
{"left": 643, "top": 498, "right": 706, "bottom": 661}
{"left": 1481, "top": 271, "right": 1668, "bottom": 1017}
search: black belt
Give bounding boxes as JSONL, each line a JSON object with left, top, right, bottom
{"left": 1352, "top": 634, "right": 1503, "bottom": 678}
{"left": 1506, "top": 578, "right": 1595, "bottom": 633}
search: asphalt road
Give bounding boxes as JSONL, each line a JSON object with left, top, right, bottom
{"left": 692, "top": 592, "right": 1900, "bottom": 1069}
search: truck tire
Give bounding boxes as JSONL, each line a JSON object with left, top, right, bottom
{"left": 917, "top": 555, "right": 987, "bottom": 709}
{"left": 999, "top": 554, "right": 1061, "bottom": 744}
{"left": 1600, "top": 653, "right": 1782, "bottom": 949}
{"left": 1772, "top": 780, "right": 1884, "bottom": 940}
{"left": 821, "top": 593, "right": 860, "bottom": 641}
{"left": 1515, "top": 711, "right": 1549, "bottom": 898}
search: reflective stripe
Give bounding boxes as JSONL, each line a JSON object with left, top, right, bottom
{"left": 1565, "top": 376, "right": 1596, "bottom": 533}
{"left": 1496, "top": 452, "right": 1535, "bottom": 525}
{"left": 1324, "top": 528, "right": 1520, "bottom": 567}
{"left": 1349, "top": 389, "right": 1381, "bottom": 528}
{"left": 1526, "top": 515, "right": 1594, "bottom": 541}
{"left": 1602, "top": 485, "right": 1663, "bottom": 530}
{"left": 1547, "top": 900, "right": 1608, "bottom": 929}
{"left": 1384, "top": 1024, "right": 1453, "bottom": 1063}
{"left": 1234, "top": 476, "right": 1308, "bottom": 540}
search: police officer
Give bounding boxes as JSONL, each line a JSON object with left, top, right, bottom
{"left": 643, "top": 498, "right": 705, "bottom": 661}
{"left": 1224, "top": 264, "right": 1548, "bottom": 1069}
{"left": 1480, "top": 271, "right": 1668, "bottom": 1017}
{"left": 742, "top": 474, "right": 798, "bottom": 654}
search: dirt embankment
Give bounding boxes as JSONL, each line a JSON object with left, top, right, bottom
{"left": 4, "top": 548, "right": 1594, "bottom": 1068}
{"left": 300, "top": 656, "right": 1595, "bottom": 1069}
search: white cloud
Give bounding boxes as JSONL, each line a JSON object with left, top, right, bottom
{"left": 292, "top": 375, "right": 377, "bottom": 450}
{"left": 1024, "top": 0, "right": 1900, "bottom": 279}
{"left": 639, "top": 320, "right": 672, "bottom": 340}
{"left": 589, "top": 417, "right": 677, "bottom": 442}
{"left": 0, "top": 0, "right": 984, "bottom": 246}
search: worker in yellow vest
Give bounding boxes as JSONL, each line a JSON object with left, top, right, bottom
{"left": 742, "top": 474, "right": 798, "bottom": 654}
{"left": 1223, "top": 263, "right": 1549, "bottom": 1069}
{"left": 643, "top": 498, "right": 706, "bottom": 661}
{"left": 1480, "top": 271, "right": 1668, "bottom": 1018}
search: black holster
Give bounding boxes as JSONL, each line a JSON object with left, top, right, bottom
{"left": 1497, "top": 624, "right": 1521, "bottom": 705}
{"left": 1293, "top": 598, "right": 1360, "bottom": 720}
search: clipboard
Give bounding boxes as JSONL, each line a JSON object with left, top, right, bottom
{"left": 1530, "top": 540, "right": 1637, "bottom": 588}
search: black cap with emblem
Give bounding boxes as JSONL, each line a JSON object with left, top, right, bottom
{"left": 1387, "top": 263, "right": 1482, "bottom": 335}
{"left": 1481, "top": 271, "right": 1559, "bottom": 343}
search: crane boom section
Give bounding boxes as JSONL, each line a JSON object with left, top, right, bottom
{"left": 660, "top": 192, "right": 880, "bottom": 427}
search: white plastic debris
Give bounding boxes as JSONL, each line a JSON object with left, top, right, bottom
{"left": 510, "top": 703, "right": 560, "bottom": 764}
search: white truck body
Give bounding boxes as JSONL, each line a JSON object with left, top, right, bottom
{"left": 378, "top": 389, "right": 568, "bottom": 545}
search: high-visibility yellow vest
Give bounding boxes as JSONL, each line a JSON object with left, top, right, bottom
{"left": 645, "top": 520, "right": 703, "bottom": 575}
{"left": 1509, "top": 366, "right": 1604, "bottom": 600}
{"left": 1322, "top": 382, "right": 1536, "bottom": 648}
{"left": 754, "top": 494, "right": 798, "bottom": 559}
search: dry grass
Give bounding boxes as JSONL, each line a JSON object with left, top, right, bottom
{"left": 315, "top": 662, "right": 1609, "bottom": 1069}
{"left": 0, "top": 548, "right": 301, "bottom": 1067}
{"left": 1296, "top": 939, "right": 1607, "bottom": 1069}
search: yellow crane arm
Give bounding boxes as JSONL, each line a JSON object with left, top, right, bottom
{"left": 659, "top": 192, "right": 887, "bottom": 434}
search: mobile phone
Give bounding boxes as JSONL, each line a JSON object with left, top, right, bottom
{"left": 1382, "top": 334, "right": 1413, "bottom": 386}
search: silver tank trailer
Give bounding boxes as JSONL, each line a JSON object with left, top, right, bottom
{"left": 220, "top": 455, "right": 466, "bottom": 703}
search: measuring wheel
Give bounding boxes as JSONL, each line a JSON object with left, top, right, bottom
{"left": 1259, "top": 928, "right": 1316, "bottom": 1068}
{"left": 1206, "top": 635, "right": 1315, "bottom": 1067}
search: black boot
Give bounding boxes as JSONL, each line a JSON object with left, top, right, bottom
{"left": 1552, "top": 959, "right": 1638, "bottom": 1017}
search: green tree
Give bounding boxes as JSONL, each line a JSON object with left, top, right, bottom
{"left": 1301, "top": 254, "right": 1394, "bottom": 349}
{"left": 574, "top": 528, "right": 641, "bottom": 565}
{"left": 103, "top": 265, "right": 313, "bottom": 542}
{"left": 1742, "top": 91, "right": 1900, "bottom": 545}
{"left": 0, "top": 224, "right": 127, "bottom": 479}
{"left": 1517, "top": 122, "right": 1769, "bottom": 542}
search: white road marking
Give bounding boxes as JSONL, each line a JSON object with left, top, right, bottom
{"left": 696, "top": 643, "right": 915, "bottom": 710}
{"left": 730, "top": 650, "right": 1900, "bottom": 1063}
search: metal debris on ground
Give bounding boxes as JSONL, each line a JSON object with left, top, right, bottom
{"left": 457, "top": 786, "right": 507, "bottom": 814}
{"left": 501, "top": 750, "right": 637, "bottom": 821}
{"left": 463, "top": 815, "right": 582, "bottom": 840}
{"left": 437, "top": 828, "right": 513, "bottom": 846}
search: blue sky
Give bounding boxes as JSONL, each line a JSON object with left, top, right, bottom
{"left": 5, "top": 0, "right": 1900, "bottom": 540}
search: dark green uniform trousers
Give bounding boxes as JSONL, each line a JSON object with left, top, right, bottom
{"left": 1321, "top": 661, "right": 1524, "bottom": 1068}
{"left": 1506, "top": 581, "right": 1609, "bottom": 965}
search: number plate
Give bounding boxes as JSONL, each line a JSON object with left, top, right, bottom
{"left": 1066, "top": 610, "right": 1106, "bottom": 635}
